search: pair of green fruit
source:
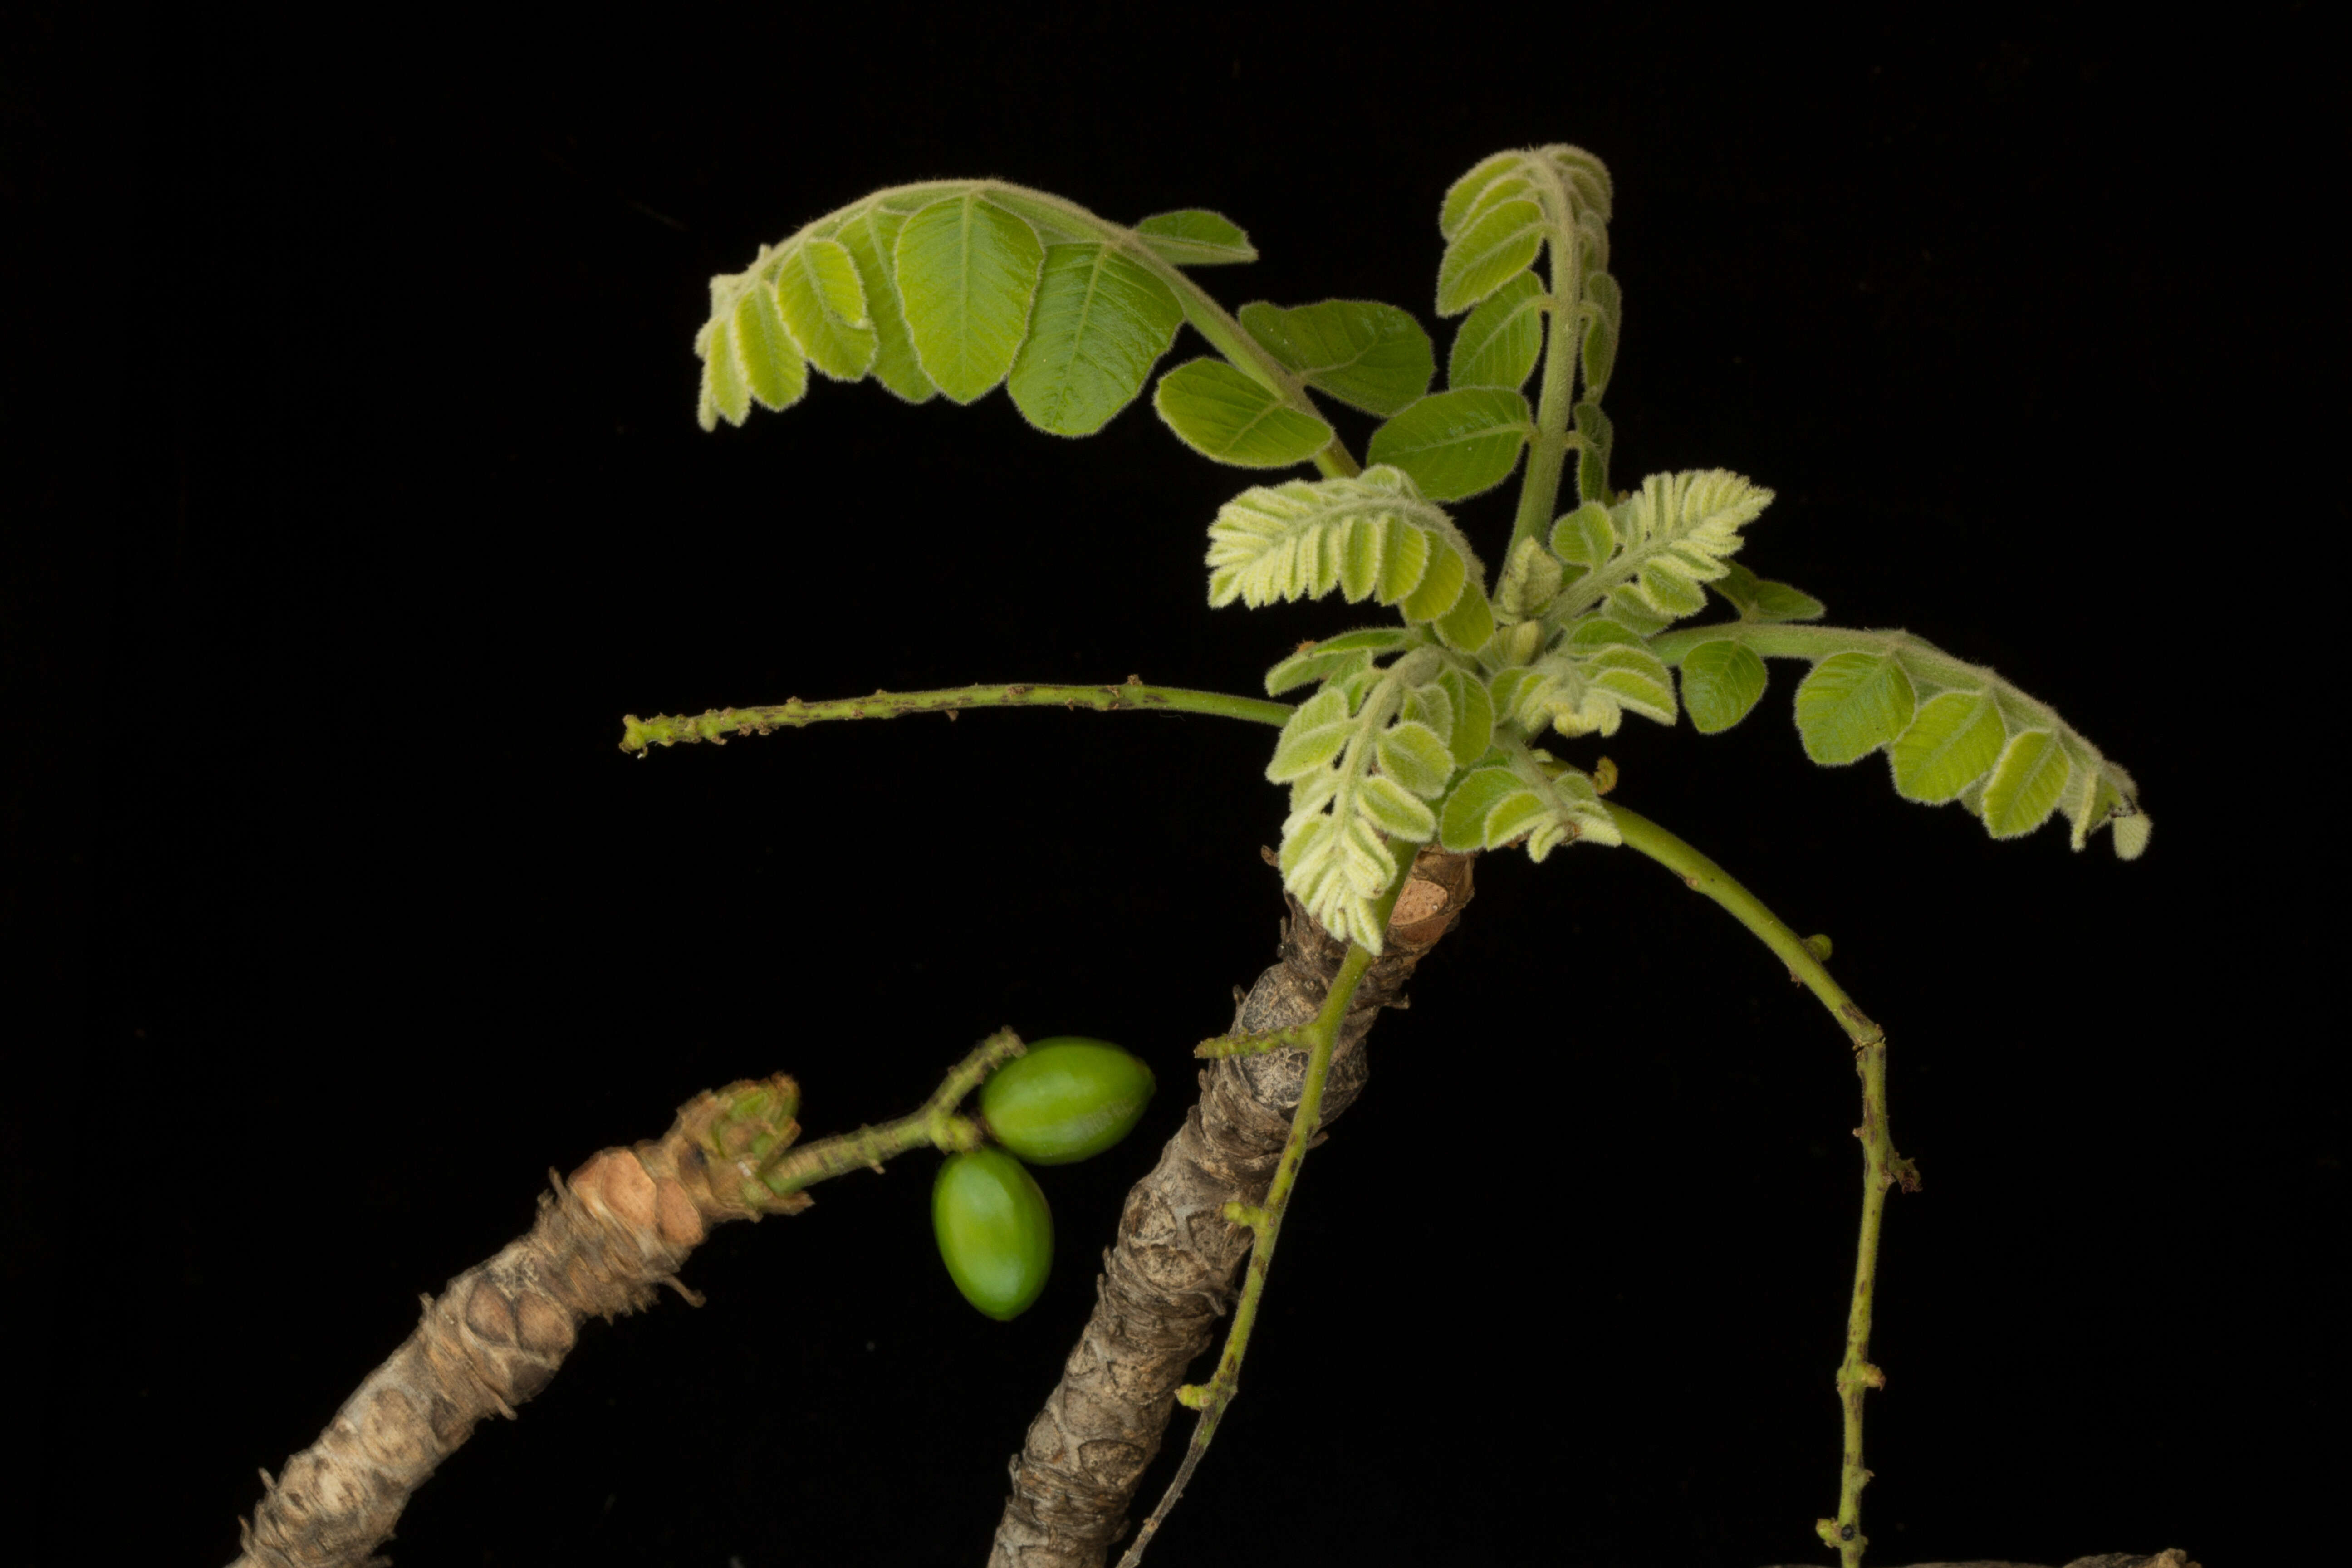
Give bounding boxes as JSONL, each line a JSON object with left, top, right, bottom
{"left": 933, "top": 1037, "right": 1157, "bottom": 1320}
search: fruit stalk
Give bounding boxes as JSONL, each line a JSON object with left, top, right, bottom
{"left": 985, "top": 845, "right": 1475, "bottom": 1568}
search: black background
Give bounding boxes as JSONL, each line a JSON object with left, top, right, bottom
{"left": 4, "top": 7, "right": 2339, "bottom": 1567}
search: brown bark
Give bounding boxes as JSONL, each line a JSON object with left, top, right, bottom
{"left": 231, "top": 1078, "right": 804, "bottom": 1568}
{"left": 985, "top": 847, "right": 1477, "bottom": 1568}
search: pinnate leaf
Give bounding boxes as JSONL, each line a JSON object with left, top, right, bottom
{"left": 1794, "top": 652, "right": 1917, "bottom": 765}
{"left": 1238, "top": 299, "right": 1435, "bottom": 417}
{"left": 1155, "top": 358, "right": 1333, "bottom": 467}
{"left": 1206, "top": 466, "right": 1480, "bottom": 618}
{"left": 1007, "top": 243, "right": 1185, "bottom": 436}
{"left": 895, "top": 194, "right": 1046, "bottom": 403}
{"left": 1366, "top": 388, "right": 1532, "bottom": 501}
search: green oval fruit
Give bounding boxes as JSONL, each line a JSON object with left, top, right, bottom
{"left": 932, "top": 1146, "right": 1054, "bottom": 1320}
{"left": 980, "top": 1036, "right": 1157, "bottom": 1166}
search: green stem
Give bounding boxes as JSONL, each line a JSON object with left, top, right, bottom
{"left": 1508, "top": 160, "right": 1593, "bottom": 551}
{"left": 619, "top": 681, "right": 1294, "bottom": 753}
{"left": 758, "top": 1029, "right": 1023, "bottom": 1199}
{"left": 1113, "top": 869, "right": 1409, "bottom": 1568}
{"left": 1607, "top": 801, "right": 1915, "bottom": 1568}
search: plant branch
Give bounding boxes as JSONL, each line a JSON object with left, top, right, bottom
{"left": 1606, "top": 799, "right": 1916, "bottom": 1568}
{"left": 230, "top": 1036, "right": 1021, "bottom": 1568}
{"left": 619, "top": 681, "right": 1294, "bottom": 753}
{"left": 1112, "top": 865, "right": 1407, "bottom": 1568}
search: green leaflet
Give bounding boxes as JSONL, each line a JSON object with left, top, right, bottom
{"left": 1794, "top": 652, "right": 1918, "bottom": 765}
{"left": 1497, "top": 536, "right": 1566, "bottom": 621}
{"left": 1440, "top": 153, "right": 1529, "bottom": 239}
{"left": 1580, "top": 271, "right": 1622, "bottom": 395}
{"left": 838, "top": 213, "right": 936, "bottom": 402}
{"left": 1436, "top": 667, "right": 1494, "bottom": 765}
{"left": 1236, "top": 299, "right": 1435, "bottom": 417}
{"left": 1266, "top": 686, "right": 1352, "bottom": 784}
{"left": 1437, "top": 767, "right": 1534, "bottom": 852}
{"left": 1709, "top": 561, "right": 1826, "bottom": 623}
{"left": 1154, "top": 358, "right": 1334, "bottom": 467}
{"left": 773, "top": 239, "right": 876, "bottom": 382}
{"left": 1888, "top": 691, "right": 2005, "bottom": 803}
{"left": 1680, "top": 640, "right": 1769, "bottom": 734}
{"left": 1549, "top": 502, "right": 1615, "bottom": 568}
{"left": 1980, "top": 729, "right": 2070, "bottom": 838}
{"left": 1374, "top": 720, "right": 1456, "bottom": 799}
{"left": 1365, "top": 387, "right": 1532, "bottom": 501}
{"left": 731, "top": 287, "right": 807, "bottom": 415}
{"left": 1262, "top": 627, "right": 1416, "bottom": 697}
{"left": 1437, "top": 196, "right": 1544, "bottom": 316}
{"left": 895, "top": 193, "right": 1047, "bottom": 404}
{"left": 1574, "top": 399, "right": 1614, "bottom": 505}
{"left": 1133, "top": 209, "right": 1256, "bottom": 266}
{"left": 1448, "top": 270, "right": 1545, "bottom": 391}
{"left": 1006, "top": 243, "right": 1185, "bottom": 436}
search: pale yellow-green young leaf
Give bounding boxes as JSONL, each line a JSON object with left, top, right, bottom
{"left": 1431, "top": 579, "right": 1497, "bottom": 654}
{"left": 1888, "top": 691, "right": 2006, "bottom": 803}
{"left": 1980, "top": 729, "right": 2071, "bottom": 838}
{"left": 1375, "top": 720, "right": 1456, "bottom": 799}
{"left": 1679, "top": 640, "right": 1769, "bottom": 734}
{"left": 1394, "top": 538, "right": 1467, "bottom": 623}
{"left": 1357, "top": 774, "right": 1438, "bottom": 839}
{"left": 1497, "top": 536, "right": 1565, "bottom": 622}
{"left": 1205, "top": 466, "right": 1469, "bottom": 610}
{"left": 838, "top": 212, "right": 936, "bottom": 402}
{"left": 775, "top": 238, "right": 877, "bottom": 382}
{"left": 701, "top": 316, "right": 752, "bottom": 427}
{"left": 1551, "top": 502, "right": 1615, "bottom": 569}
{"left": 1266, "top": 686, "right": 1351, "bottom": 783}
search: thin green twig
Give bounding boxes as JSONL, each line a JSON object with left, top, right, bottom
{"left": 1113, "top": 867, "right": 1409, "bottom": 1568}
{"left": 1607, "top": 800, "right": 1916, "bottom": 1568}
{"left": 620, "top": 681, "right": 1295, "bottom": 753}
{"left": 755, "top": 1029, "right": 1023, "bottom": 1200}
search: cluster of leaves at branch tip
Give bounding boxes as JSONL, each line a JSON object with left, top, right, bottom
{"left": 692, "top": 144, "right": 2146, "bottom": 956}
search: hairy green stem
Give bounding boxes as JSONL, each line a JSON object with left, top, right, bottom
{"left": 619, "top": 681, "right": 1294, "bottom": 753}
{"left": 1607, "top": 801, "right": 1914, "bottom": 1567}
{"left": 1112, "top": 870, "right": 1407, "bottom": 1568}
{"left": 1508, "top": 160, "right": 1595, "bottom": 551}
{"left": 758, "top": 1029, "right": 1022, "bottom": 1198}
